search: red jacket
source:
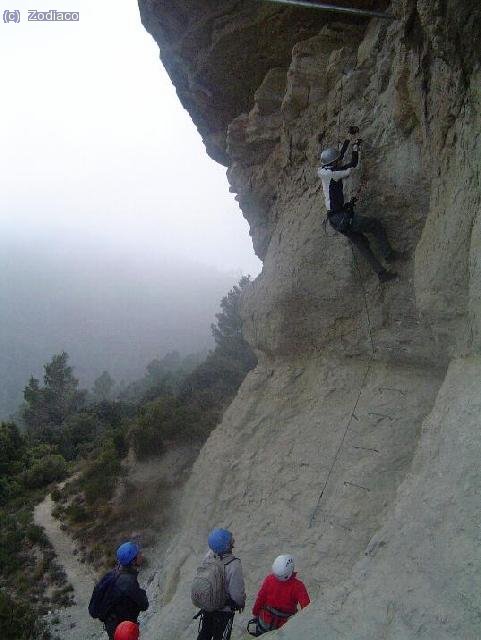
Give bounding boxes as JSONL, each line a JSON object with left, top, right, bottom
{"left": 252, "top": 573, "right": 310, "bottom": 629}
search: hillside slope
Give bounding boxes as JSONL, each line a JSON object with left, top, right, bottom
{"left": 137, "top": 1, "right": 481, "bottom": 638}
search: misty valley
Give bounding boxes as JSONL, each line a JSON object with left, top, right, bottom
{"left": 0, "top": 276, "right": 256, "bottom": 638}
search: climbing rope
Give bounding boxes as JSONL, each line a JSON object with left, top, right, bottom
{"left": 337, "top": 75, "right": 344, "bottom": 142}
{"left": 310, "top": 38, "right": 385, "bottom": 525}
{"left": 309, "top": 242, "right": 376, "bottom": 529}
{"left": 309, "top": 359, "right": 372, "bottom": 528}
{"left": 351, "top": 247, "right": 375, "bottom": 357}
{"left": 310, "top": 64, "right": 379, "bottom": 528}
{"left": 320, "top": 75, "right": 346, "bottom": 239}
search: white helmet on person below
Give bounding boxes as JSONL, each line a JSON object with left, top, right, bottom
{"left": 272, "top": 554, "right": 295, "bottom": 581}
{"left": 320, "top": 147, "right": 340, "bottom": 166}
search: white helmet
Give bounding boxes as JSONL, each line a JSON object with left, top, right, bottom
{"left": 320, "top": 147, "right": 340, "bottom": 166}
{"left": 272, "top": 554, "right": 295, "bottom": 581}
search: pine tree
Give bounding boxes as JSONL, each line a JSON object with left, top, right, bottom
{"left": 211, "top": 276, "right": 257, "bottom": 370}
{"left": 92, "top": 371, "right": 115, "bottom": 402}
{"left": 22, "top": 352, "right": 86, "bottom": 433}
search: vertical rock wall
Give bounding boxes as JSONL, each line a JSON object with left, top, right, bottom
{"left": 137, "top": 1, "right": 480, "bottom": 637}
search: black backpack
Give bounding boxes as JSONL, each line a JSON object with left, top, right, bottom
{"left": 88, "top": 569, "right": 118, "bottom": 621}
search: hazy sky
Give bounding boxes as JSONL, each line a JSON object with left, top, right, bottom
{"left": 0, "top": 0, "right": 261, "bottom": 275}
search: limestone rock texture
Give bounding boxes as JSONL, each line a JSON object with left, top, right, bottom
{"left": 137, "top": 1, "right": 481, "bottom": 638}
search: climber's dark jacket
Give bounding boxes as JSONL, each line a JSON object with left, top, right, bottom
{"left": 103, "top": 566, "right": 148, "bottom": 638}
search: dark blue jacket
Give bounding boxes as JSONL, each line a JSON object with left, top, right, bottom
{"left": 104, "top": 566, "right": 149, "bottom": 632}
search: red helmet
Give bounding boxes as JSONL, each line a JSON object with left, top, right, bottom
{"left": 114, "top": 621, "right": 140, "bottom": 640}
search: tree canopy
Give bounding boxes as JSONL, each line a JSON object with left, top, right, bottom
{"left": 22, "top": 352, "right": 86, "bottom": 439}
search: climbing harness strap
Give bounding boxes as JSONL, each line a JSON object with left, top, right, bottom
{"left": 223, "top": 614, "right": 234, "bottom": 640}
{"left": 258, "top": 605, "right": 296, "bottom": 632}
{"left": 265, "top": 605, "right": 295, "bottom": 618}
{"left": 247, "top": 617, "right": 261, "bottom": 637}
{"left": 194, "top": 610, "right": 235, "bottom": 640}
{"left": 327, "top": 209, "right": 353, "bottom": 234}
{"left": 326, "top": 198, "right": 357, "bottom": 235}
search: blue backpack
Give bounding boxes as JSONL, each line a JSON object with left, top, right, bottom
{"left": 88, "top": 570, "right": 118, "bottom": 621}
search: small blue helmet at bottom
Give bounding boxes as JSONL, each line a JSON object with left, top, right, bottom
{"left": 208, "top": 528, "right": 233, "bottom": 555}
{"left": 116, "top": 541, "right": 140, "bottom": 566}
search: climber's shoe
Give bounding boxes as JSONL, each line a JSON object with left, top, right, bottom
{"left": 378, "top": 270, "right": 398, "bottom": 283}
{"left": 385, "top": 249, "right": 408, "bottom": 263}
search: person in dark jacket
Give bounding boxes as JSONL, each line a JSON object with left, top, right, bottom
{"left": 103, "top": 542, "right": 149, "bottom": 639}
{"left": 318, "top": 131, "right": 401, "bottom": 283}
{"left": 252, "top": 554, "right": 310, "bottom": 634}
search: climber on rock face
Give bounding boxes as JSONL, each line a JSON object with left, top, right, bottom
{"left": 248, "top": 554, "right": 310, "bottom": 636}
{"left": 318, "top": 128, "right": 401, "bottom": 283}
{"left": 191, "top": 528, "right": 246, "bottom": 640}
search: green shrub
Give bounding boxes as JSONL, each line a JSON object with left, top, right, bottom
{"left": 24, "top": 454, "right": 67, "bottom": 489}
{"left": 0, "top": 422, "right": 25, "bottom": 473}
{"left": 112, "top": 426, "right": 128, "bottom": 458}
{"left": 59, "top": 412, "right": 101, "bottom": 460}
{"left": 64, "top": 502, "right": 88, "bottom": 523}
{"left": 128, "top": 418, "right": 165, "bottom": 460}
{"left": 129, "top": 395, "right": 202, "bottom": 459}
{"left": 50, "top": 487, "right": 63, "bottom": 502}
{"left": 0, "top": 589, "right": 49, "bottom": 639}
{"left": 26, "top": 524, "right": 48, "bottom": 546}
{"left": 0, "top": 477, "right": 22, "bottom": 506}
{"left": 0, "top": 513, "right": 26, "bottom": 576}
{"left": 81, "top": 441, "right": 121, "bottom": 504}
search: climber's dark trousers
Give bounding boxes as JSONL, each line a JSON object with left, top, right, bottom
{"left": 197, "top": 612, "right": 234, "bottom": 640}
{"left": 344, "top": 214, "right": 393, "bottom": 274}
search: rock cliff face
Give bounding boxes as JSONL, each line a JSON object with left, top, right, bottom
{"left": 137, "top": 1, "right": 480, "bottom": 638}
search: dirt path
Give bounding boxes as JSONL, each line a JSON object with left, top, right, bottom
{"left": 33, "top": 447, "right": 200, "bottom": 640}
{"left": 34, "top": 493, "right": 104, "bottom": 640}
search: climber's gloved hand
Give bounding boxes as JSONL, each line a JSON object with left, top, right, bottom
{"left": 348, "top": 125, "right": 359, "bottom": 135}
{"left": 352, "top": 138, "right": 362, "bottom": 153}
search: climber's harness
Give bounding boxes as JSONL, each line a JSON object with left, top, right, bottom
{"left": 247, "top": 606, "right": 296, "bottom": 636}
{"left": 325, "top": 198, "right": 357, "bottom": 235}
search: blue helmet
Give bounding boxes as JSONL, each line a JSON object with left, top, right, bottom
{"left": 116, "top": 541, "right": 140, "bottom": 566}
{"left": 208, "top": 528, "right": 233, "bottom": 554}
